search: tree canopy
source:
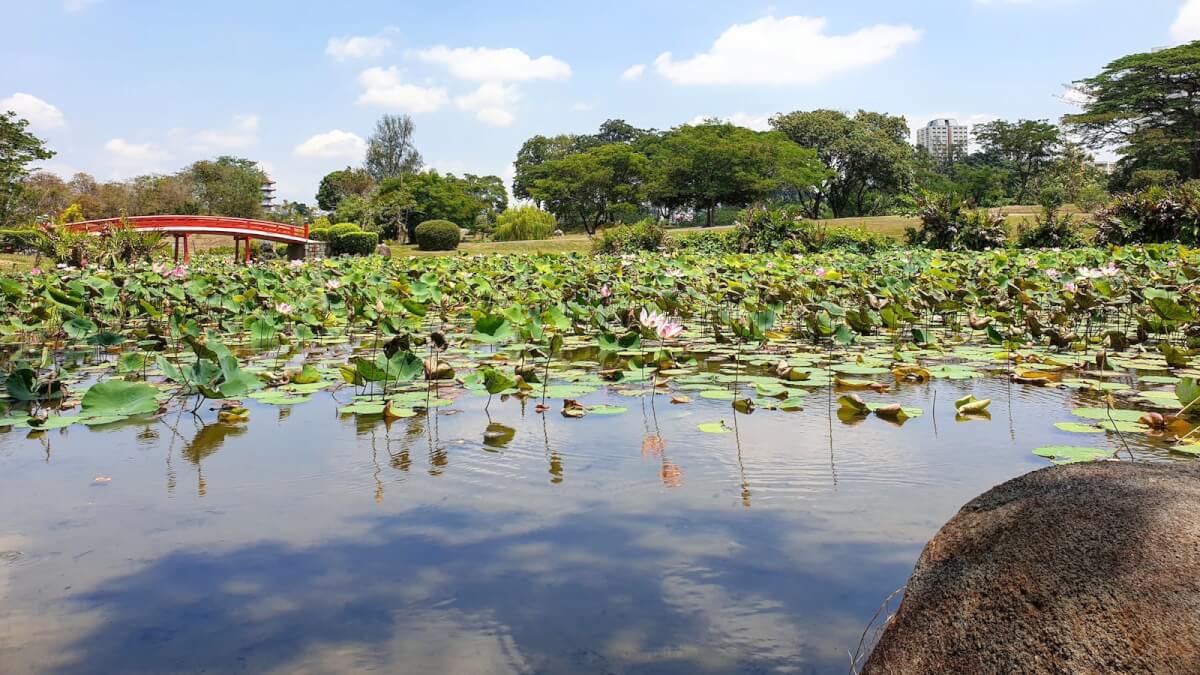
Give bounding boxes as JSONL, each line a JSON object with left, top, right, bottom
{"left": 365, "top": 114, "right": 423, "bottom": 182}
{"left": 769, "top": 109, "right": 913, "bottom": 218}
{"left": 1, "top": 111, "right": 56, "bottom": 227}
{"left": 1065, "top": 41, "right": 1200, "bottom": 181}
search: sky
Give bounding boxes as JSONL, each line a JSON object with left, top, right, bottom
{"left": 3, "top": 0, "right": 1199, "bottom": 203}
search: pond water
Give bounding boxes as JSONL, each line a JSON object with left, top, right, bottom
{"left": 1, "top": 349, "right": 1192, "bottom": 675}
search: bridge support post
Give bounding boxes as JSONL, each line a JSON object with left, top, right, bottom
{"left": 244, "top": 237, "right": 251, "bottom": 264}
{"left": 233, "top": 238, "right": 239, "bottom": 264}
{"left": 173, "top": 236, "right": 180, "bottom": 263}
{"left": 182, "top": 235, "right": 190, "bottom": 264}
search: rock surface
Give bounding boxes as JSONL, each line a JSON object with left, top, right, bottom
{"left": 864, "top": 461, "right": 1200, "bottom": 675}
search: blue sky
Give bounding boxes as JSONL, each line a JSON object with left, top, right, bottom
{"left": 3, "top": 0, "right": 1198, "bottom": 203}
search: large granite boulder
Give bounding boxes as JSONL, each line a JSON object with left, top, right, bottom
{"left": 864, "top": 461, "right": 1200, "bottom": 675}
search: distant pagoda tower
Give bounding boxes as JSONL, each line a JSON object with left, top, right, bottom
{"left": 260, "top": 176, "right": 277, "bottom": 211}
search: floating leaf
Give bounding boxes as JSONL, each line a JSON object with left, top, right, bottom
{"left": 81, "top": 380, "right": 159, "bottom": 417}
{"left": 698, "top": 421, "right": 733, "bottom": 434}
{"left": 1032, "top": 446, "right": 1114, "bottom": 464}
{"left": 1054, "top": 422, "right": 1104, "bottom": 434}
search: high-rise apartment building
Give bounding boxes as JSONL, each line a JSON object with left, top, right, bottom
{"left": 916, "top": 119, "right": 970, "bottom": 163}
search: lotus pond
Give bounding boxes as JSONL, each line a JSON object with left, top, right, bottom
{"left": 1, "top": 246, "right": 1199, "bottom": 674}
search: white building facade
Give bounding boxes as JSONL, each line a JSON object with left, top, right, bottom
{"left": 916, "top": 119, "right": 970, "bottom": 163}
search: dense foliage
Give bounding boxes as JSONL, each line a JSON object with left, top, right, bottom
{"left": 1094, "top": 183, "right": 1200, "bottom": 246}
{"left": 592, "top": 219, "right": 666, "bottom": 254}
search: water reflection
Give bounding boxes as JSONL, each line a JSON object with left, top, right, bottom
{"left": 0, "top": 369, "right": 1195, "bottom": 674}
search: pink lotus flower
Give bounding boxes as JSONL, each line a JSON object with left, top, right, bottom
{"left": 1101, "top": 262, "right": 1119, "bottom": 277}
{"left": 289, "top": 259, "right": 305, "bottom": 269}
{"left": 814, "top": 267, "right": 827, "bottom": 278}
{"left": 275, "top": 302, "right": 293, "bottom": 315}
{"left": 600, "top": 284, "right": 612, "bottom": 298}
{"left": 640, "top": 308, "right": 666, "bottom": 329}
{"left": 170, "top": 266, "right": 187, "bottom": 279}
{"left": 29, "top": 267, "right": 42, "bottom": 276}
{"left": 152, "top": 262, "right": 167, "bottom": 275}
{"left": 1063, "top": 282, "right": 1078, "bottom": 293}
{"left": 656, "top": 320, "right": 684, "bottom": 340}
{"left": 1046, "top": 268, "right": 1060, "bottom": 280}
{"left": 325, "top": 279, "right": 341, "bottom": 291}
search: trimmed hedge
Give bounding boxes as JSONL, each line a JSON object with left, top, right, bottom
{"left": 309, "top": 227, "right": 333, "bottom": 242}
{"left": 332, "top": 231, "right": 379, "bottom": 256}
{"left": 415, "top": 220, "right": 461, "bottom": 251}
{"left": 329, "top": 222, "right": 361, "bottom": 238}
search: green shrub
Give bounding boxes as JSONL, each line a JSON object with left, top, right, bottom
{"left": 329, "top": 222, "right": 361, "bottom": 238}
{"left": 309, "top": 227, "right": 333, "bottom": 242}
{"left": 492, "top": 206, "right": 556, "bottom": 242}
{"left": 592, "top": 219, "right": 666, "bottom": 254}
{"left": 1017, "top": 189, "right": 1083, "bottom": 248}
{"left": 905, "top": 192, "right": 1008, "bottom": 251}
{"left": 414, "top": 220, "right": 461, "bottom": 251}
{"left": 733, "top": 204, "right": 812, "bottom": 253}
{"left": 331, "top": 231, "right": 379, "bottom": 256}
{"left": 670, "top": 229, "right": 738, "bottom": 255}
{"left": 1094, "top": 182, "right": 1200, "bottom": 245}
{"left": 820, "top": 227, "right": 895, "bottom": 254}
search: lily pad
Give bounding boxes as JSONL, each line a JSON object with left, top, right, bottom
{"left": 697, "top": 421, "right": 733, "bottom": 434}
{"left": 1033, "top": 445, "right": 1114, "bottom": 464}
{"left": 80, "top": 380, "right": 160, "bottom": 417}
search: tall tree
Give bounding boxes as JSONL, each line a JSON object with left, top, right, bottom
{"left": 512, "top": 133, "right": 578, "bottom": 200}
{"left": 0, "top": 111, "right": 56, "bottom": 227}
{"left": 973, "top": 119, "right": 1061, "bottom": 204}
{"left": 185, "top": 156, "right": 267, "bottom": 218}
{"left": 1065, "top": 41, "right": 1200, "bottom": 180}
{"left": 316, "top": 167, "right": 374, "bottom": 211}
{"left": 769, "top": 109, "right": 912, "bottom": 218}
{"left": 526, "top": 143, "right": 648, "bottom": 234}
{"left": 365, "top": 114, "right": 422, "bottom": 182}
{"left": 647, "top": 122, "right": 824, "bottom": 226}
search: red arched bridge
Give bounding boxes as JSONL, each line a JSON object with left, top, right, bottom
{"left": 65, "top": 215, "right": 314, "bottom": 263}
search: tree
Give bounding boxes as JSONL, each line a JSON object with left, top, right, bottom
{"left": 316, "top": 167, "right": 374, "bottom": 211}
{"left": 646, "top": 122, "right": 825, "bottom": 226}
{"left": 769, "top": 109, "right": 913, "bottom": 218}
{"left": 365, "top": 114, "right": 422, "bottom": 182}
{"left": 526, "top": 143, "right": 648, "bottom": 234}
{"left": 973, "top": 119, "right": 1061, "bottom": 204}
{"left": 185, "top": 156, "right": 266, "bottom": 218}
{"left": 0, "top": 111, "right": 56, "bottom": 227}
{"left": 1065, "top": 41, "right": 1200, "bottom": 181}
{"left": 460, "top": 173, "right": 508, "bottom": 223}
{"left": 512, "top": 133, "right": 578, "bottom": 200}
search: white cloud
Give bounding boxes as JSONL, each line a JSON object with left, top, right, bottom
{"left": 690, "top": 112, "right": 771, "bottom": 131}
{"left": 104, "top": 138, "right": 169, "bottom": 162}
{"left": 415, "top": 46, "right": 571, "bottom": 81}
{"left": 455, "top": 82, "right": 519, "bottom": 126}
{"left": 294, "top": 129, "right": 367, "bottom": 158}
{"left": 326, "top": 35, "right": 392, "bottom": 61}
{"left": 175, "top": 114, "right": 259, "bottom": 152}
{"left": 1, "top": 93, "right": 65, "bottom": 129}
{"left": 621, "top": 64, "right": 646, "bottom": 81}
{"left": 1172, "top": 0, "right": 1200, "bottom": 43}
{"left": 63, "top": 0, "right": 98, "bottom": 12}
{"left": 654, "top": 15, "right": 920, "bottom": 86}
{"left": 356, "top": 66, "right": 448, "bottom": 113}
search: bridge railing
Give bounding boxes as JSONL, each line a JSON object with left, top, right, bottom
{"left": 65, "top": 215, "right": 309, "bottom": 241}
